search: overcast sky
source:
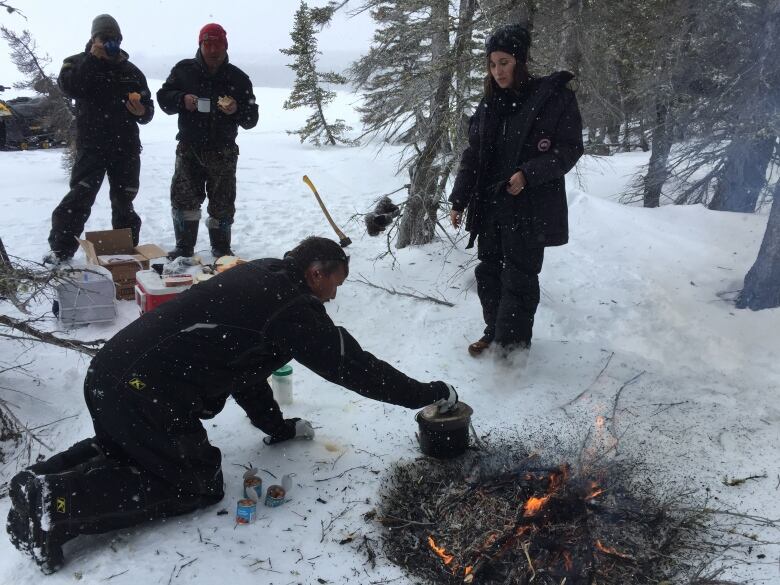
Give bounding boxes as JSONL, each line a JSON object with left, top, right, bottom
{"left": 1, "top": 1, "right": 374, "bottom": 89}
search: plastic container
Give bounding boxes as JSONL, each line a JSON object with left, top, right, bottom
{"left": 271, "top": 364, "right": 293, "bottom": 405}
{"left": 134, "top": 269, "right": 191, "bottom": 314}
{"left": 55, "top": 266, "right": 117, "bottom": 327}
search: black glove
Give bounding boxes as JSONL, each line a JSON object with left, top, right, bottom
{"left": 263, "top": 418, "right": 298, "bottom": 445}
{"left": 263, "top": 418, "right": 315, "bottom": 445}
{"left": 433, "top": 382, "right": 458, "bottom": 413}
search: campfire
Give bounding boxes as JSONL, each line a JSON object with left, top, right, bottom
{"left": 373, "top": 439, "right": 764, "bottom": 585}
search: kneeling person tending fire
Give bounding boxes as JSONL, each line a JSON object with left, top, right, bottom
{"left": 6, "top": 236, "right": 458, "bottom": 574}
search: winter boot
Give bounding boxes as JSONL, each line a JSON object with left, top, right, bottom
{"left": 206, "top": 217, "right": 233, "bottom": 258}
{"left": 42, "top": 250, "right": 73, "bottom": 267}
{"left": 7, "top": 470, "right": 69, "bottom": 574}
{"left": 168, "top": 209, "right": 200, "bottom": 260}
{"left": 468, "top": 335, "right": 493, "bottom": 357}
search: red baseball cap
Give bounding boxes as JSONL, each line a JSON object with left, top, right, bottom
{"left": 199, "top": 23, "right": 227, "bottom": 49}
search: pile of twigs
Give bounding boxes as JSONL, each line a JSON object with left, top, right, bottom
{"left": 374, "top": 440, "right": 767, "bottom": 584}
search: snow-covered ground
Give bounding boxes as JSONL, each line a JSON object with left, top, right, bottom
{"left": 0, "top": 84, "right": 778, "bottom": 584}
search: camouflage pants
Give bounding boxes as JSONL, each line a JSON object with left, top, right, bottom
{"left": 170, "top": 142, "right": 239, "bottom": 224}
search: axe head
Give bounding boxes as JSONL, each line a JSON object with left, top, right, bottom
{"left": 339, "top": 236, "right": 352, "bottom": 248}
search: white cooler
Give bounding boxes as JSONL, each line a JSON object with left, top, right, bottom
{"left": 55, "top": 265, "right": 117, "bottom": 327}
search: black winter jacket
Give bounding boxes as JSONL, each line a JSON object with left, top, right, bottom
{"left": 58, "top": 42, "right": 154, "bottom": 152}
{"left": 89, "top": 258, "right": 448, "bottom": 438}
{"left": 156, "top": 51, "right": 258, "bottom": 147}
{"left": 449, "top": 72, "right": 583, "bottom": 248}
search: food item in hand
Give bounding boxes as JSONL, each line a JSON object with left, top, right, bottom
{"left": 215, "top": 255, "right": 246, "bottom": 273}
{"left": 128, "top": 92, "right": 141, "bottom": 104}
{"left": 218, "top": 96, "right": 232, "bottom": 109}
{"left": 194, "top": 273, "right": 214, "bottom": 284}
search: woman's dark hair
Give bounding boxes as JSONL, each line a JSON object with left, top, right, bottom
{"left": 483, "top": 57, "right": 530, "bottom": 100}
{"left": 482, "top": 24, "right": 532, "bottom": 100}
{"left": 285, "top": 236, "right": 350, "bottom": 276}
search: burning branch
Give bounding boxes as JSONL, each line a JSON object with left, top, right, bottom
{"left": 595, "top": 540, "right": 634, "bottom": 561}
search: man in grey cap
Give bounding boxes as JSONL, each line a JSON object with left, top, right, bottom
{"left": 43, "top": 14, "right": 154, "bottom": 265}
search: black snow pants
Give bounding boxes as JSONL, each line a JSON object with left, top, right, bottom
{"left": 475, "top": 215, "right": 545, "bottom": 348}
{"left": 48, "top": 147, "right": 143, "bottom": 258}
{"left": 27, "top": 368, "right": 224, "bottom": 538}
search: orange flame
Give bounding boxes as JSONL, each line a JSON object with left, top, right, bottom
{"left": 428, "top": 535, "right": 454, "bottom": 565}
{"left": 523, "top": 494, "right": 551, "bottom": 517}
{"left": 596, "top": 540, "right": 632, "bottom": 559}
{"left": 586, "top": 481, "right": 605, "bottom": 499}
{"left": 464, "top": 566, "right": 473, "bottom": 577}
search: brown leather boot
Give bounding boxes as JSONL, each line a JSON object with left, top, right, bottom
{"left": 467, "top": 337, "right": 492, "bottom": 357}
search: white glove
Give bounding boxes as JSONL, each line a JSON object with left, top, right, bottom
{"left": 434, "top": 383, "right": 458, "bottom": 413}
{"left": 294, "top": 419, "right": 315, "bottom": 440}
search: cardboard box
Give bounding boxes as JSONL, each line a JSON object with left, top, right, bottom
{"left": 77, "top": 229, "right": 166, "bottom": 300}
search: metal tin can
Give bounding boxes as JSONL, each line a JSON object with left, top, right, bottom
{"left": 264, "top": 485, "right": 286, "bottom": 507}
{"left": 236, "top": 498, "right": 257, "bottom": 524}
{"left": 243, "top": 476, "right": 263, "bottom": 501}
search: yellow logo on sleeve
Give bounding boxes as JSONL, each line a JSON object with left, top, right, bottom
{"left": 129, "top": 378, "right": 146, "bottom": 391}
{"left": 56, "top": 497, "right": 66, "bottom": 513}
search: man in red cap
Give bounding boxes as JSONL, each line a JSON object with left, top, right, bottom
{"left": 157, "top": 24, "right": 259, "bottom": 260}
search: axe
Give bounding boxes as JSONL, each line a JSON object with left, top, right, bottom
{"left": 302, "top": 175, "right": 352, "bottom": 247}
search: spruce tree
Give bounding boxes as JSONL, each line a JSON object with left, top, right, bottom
{"left": 1, "top": 26, "right": 74, "bottom": 161}
{"left": 281, "top": 1, "right": 356, "bottom": 146}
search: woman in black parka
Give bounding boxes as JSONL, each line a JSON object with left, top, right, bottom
{"left": 449, "top": 24, "right": 583, "bottom": 358}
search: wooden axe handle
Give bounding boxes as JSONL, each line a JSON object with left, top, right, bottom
{"left": 302, "top": 175, "right": 349, "bottom": 242}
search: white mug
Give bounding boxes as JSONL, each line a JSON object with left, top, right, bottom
{"left": 197, "top": 97, "right": 211, "bottom": 113}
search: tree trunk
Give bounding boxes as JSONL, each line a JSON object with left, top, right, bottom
{"left": 643, "top": 101, "right": 673, "bottom": 208}
{"left": 558, "top": 0, "right": 582, "bottom": 74}
{"left": 710, "top": 0, "right": 779, "bottom": 213}
{"left": 708, "top": 137, "right": 775, "bottom": 213}
{"left": 606, "top": 123, "right": 620, "bottom": 147}
{"left": 638, "top": 116, "right": 649, "bottom": 152}
{"left": 620, "top": 119, "right": 631, "bottom": 152}
{"left": 737, "top": 179, "right": 780, "bottom": 310}
{"left": 479, "top": 0, "right": 535, "bottom": 29}
{"left": 0, "top": 236, "right": 14, "bottom": 300}
{"left": 397, "top": 0, "right": 451, "bottom": 248}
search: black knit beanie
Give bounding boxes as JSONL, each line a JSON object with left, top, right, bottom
{"left": 91, "top": 14, "right": 122, "bottom": 41}
{"left": 485, "top": 24, "right": 530, "bottom": 63}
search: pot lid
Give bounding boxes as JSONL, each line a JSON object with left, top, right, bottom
{"left": 418, "top": 401, "right": 473, "bottom": 424}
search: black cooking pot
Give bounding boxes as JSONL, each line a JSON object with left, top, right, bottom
{"left": 415, "top": 402, "right": 474, "bottom": 458}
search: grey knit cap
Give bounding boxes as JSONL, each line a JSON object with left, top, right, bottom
{"left": 91, "top": 14, "right": 122, "bottom": 40}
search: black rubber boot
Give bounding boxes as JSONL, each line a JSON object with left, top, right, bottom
{"left": 207, "top": 219, "right": 233, "bottom": 258}
{"left": 7, "top": 471, "right": 69, "bottom": 574}
{"left": 167, "top": 220, "right": 199, "bottom": 260}
{"left": 42, "top": 250, "right": 73, "bottom": 267}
